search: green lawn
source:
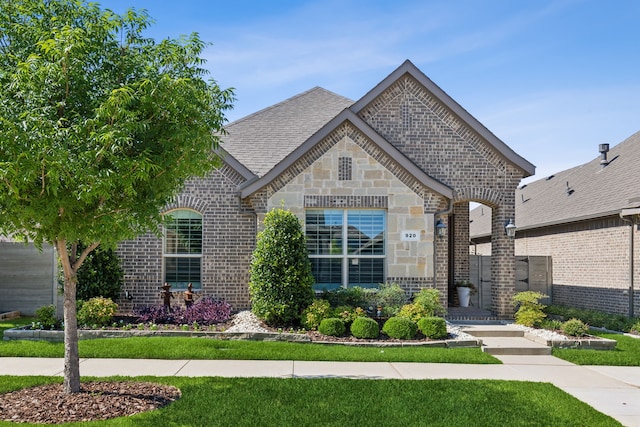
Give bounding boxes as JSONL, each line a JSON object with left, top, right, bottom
{"left": 0, "top": 317, "right": 498, "bottom": 364}
{"left": 553, "top": 330, "right": 640, "bottom": 366}
{"left": 0, "top": 376, "right": 622, "bottom": 427}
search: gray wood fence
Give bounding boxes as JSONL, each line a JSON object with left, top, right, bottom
{"left": 0, "top": 242, "right": 57, "bottom": 316}
{"left": 470, "top": 255, "right": 553, "bottom": 310}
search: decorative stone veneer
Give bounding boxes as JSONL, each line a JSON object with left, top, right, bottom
{"left": 268, "top": 128, "right": 438, "bottom": 282}
{"left": 117, "top": 165, "right": 257, "bottom": 312}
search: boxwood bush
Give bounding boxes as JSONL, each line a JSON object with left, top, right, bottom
{"left": 318, "top": 318, "right": 346, "bottom": 337}
{"left": 382, "top": 316, "right": 417, "bottom": 339}
{"left": 350, "top": 316, "right": 379, "bottom": 339}
{"left": 417, "top": 316, "right": 448, "bottom": 339}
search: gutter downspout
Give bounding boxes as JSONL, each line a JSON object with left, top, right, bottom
{"left": 433, "top": 199, "right": 453, "bottom": 290}
{"left": 620, "top": 208, "right": 639, "bottom": 318}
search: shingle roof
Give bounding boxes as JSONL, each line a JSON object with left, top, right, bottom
{"left": 221, "top": 87, "right": 354, "bottom": 177}
{"left": 470, "top": 130, "right": 640, "bottom": 237}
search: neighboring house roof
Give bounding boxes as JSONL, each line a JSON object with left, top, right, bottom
{"left": 239, "top": 109, "right": 454, "bottom": 199}
{"left": 221, "top": 87, "right": 354, "bottom": 177}
{"left": 470, "top": 130, "right": 640, "bottom": 237}
{"left": 352, "top": 60, "right": 536, "bottom": 177}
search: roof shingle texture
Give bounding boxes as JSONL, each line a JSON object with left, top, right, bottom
{"left": 221, "top": 87, "right": 353, "bottom": 177}
{"left": 470, "top": 130, "right": 640, "bottom": 236}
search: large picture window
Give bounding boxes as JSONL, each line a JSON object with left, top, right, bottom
{"left": 164, "top": 210, "right": 202, "bottom": 289}
{"left": 306, "top": 209, "right": 385, "bottom": 290}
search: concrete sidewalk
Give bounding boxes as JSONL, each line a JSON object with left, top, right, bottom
{"left": 1, "top": 356, "right": 639, "bottom": 426}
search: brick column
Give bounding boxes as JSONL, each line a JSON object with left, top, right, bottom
{"left": 453, "top": 202, "right": 470, "bottom": 283}
{"left": 491, "top": 202, "right": 516, "bottom": 318}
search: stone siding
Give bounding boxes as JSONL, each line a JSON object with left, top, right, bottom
{"left": 268, "top": 125, "right": 438, "bottom": 282}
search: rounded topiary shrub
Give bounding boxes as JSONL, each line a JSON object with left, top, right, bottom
{"left": 249, "top": 207, "right": 315, "bottom": 326}
{"left": 318, "top": 318, "right": 346, "bottom": 337}
{"left": 417, "top": 316, "right": 448, "bottom": 339}
{"left": 350, "top": 316, "right": 379, "bottom": 339}
{"left": 382, "top": 316, "right": 417, "bottom": 340}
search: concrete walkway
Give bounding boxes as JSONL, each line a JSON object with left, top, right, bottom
{"left": 1, "top": 355, "right": 639, "bottom": 426}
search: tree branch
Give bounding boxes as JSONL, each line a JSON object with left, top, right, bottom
{"left": 73, "top": 242, "right": 100, "bottom": 271}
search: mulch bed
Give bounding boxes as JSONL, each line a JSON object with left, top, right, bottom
{"left": 0, "top": 381, "right": 180, "bottom": 424}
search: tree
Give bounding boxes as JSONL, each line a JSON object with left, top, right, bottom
{"left": 0, "top": 0, "right": 234, "bottom": 393}
{"left": 249, "top": 207, "right": 315, "bottom": 326}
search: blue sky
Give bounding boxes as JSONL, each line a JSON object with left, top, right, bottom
{"left": 99, "top": 0, "right": 640, "bottom": 183}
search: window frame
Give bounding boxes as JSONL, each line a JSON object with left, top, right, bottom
{"left": 163, "top": 209, "right": 203, "bottom": 290}
{"left": 306, "top": 209, "right": 386, "bottom": 290}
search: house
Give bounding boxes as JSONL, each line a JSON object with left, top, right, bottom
{"left": 470, "top": 131, "right": 640, "bottom": 317}
{"left": 116, "top": 60, "right": 535, "bottom": 318}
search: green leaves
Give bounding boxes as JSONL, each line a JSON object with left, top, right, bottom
{"left": 249, "top": 208, "right": 315, "bottom": 326}
{"left": 0, "top": 0, "right": 235, "bottom": 249}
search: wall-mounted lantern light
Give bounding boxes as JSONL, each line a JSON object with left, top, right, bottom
{"left": 435, "top": 218, "right": 447, "bottom": 238}
{"left": 505, "top": 219, "right": 516, "bottom": 238}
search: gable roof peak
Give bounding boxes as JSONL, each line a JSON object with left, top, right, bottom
{"left": 350, "top": 61, "right": 535, "bottom": 177}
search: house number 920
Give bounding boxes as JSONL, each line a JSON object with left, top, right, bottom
{"left": 401, "top": 230, "right": 420, "bottom": 241}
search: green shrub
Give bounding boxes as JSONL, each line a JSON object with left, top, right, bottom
{"left": 368, "top": 283, "right": 407, "bottom": 316}
{"left": 398, "top": 303, "right": 428, "bottom": 323}
{"left": 631, "top": 320, "right": 640, "bottom": 335}
{"left": 413, "top": 288, "right": 446, "bottom": 317}
{"left": 301, "top": 299, "right": 332, "bottom": 330}
{"left": 350, "top": 316, "right": 379, "bottom": 339}
{"left": 249, "top": 208, "right": 315, "bottom": 326}
{"left": 545, "top": 304, "right": 638, "bottom": 333}
{"left": 382, "top": 316, "right": 417, "bottom": 339}
{"left": 34, "top": 305, "right": 60, "bottom": 330}
{"left": 540, "top": 319, "right": 563, "bottom": 331}
{"left": 333, "top": 305, "right": 366, "bottom": 327}
{"left": 417, "top": 316, "right": 448, "bottom": 339}
{"left": 513, "top": 291, "right": 547, "bottom": 327}
{"left": 60, "top": 242, "right": 124, "bottom": 301}
{"left": 321, "top": 287, "right": 367, "bottom": 309}
{"left": 318, "top": 318, "right": 346, "bottom": 337}
{"left": 561, "top": 318, "right": 589, "bottom": 337}
{"left": 77, "top": 297, "right": 118, "bottom": 327}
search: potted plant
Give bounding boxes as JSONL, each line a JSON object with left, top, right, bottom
{"left": 455, "top": 280, "right": 477, "bottom": 308}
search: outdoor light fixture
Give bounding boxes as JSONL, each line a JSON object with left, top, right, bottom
{"left": 505, "top": 219, "right": 516, "bottom": 238}
{"left": 435, "top": 218, "right": 447, "bottom": 238}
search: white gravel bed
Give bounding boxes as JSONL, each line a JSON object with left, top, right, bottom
{"left": 445, "top": 322, "right": 476, "bottom": 340}
{"left": 224, "top": 311, "right": 270, "bottom": 333}
{"left": 504, "top": 322, "right": 569, "bottom": 341}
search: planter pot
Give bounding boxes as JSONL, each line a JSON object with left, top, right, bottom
{"left": 457, "top": 287, "right": 471, "bottom": 307}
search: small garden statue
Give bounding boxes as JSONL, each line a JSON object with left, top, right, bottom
{"left": 161, "top": 283, "right": 174, "bottom": 309}
{"left": 183, "top": 283, "right": 198, "bottom": 308}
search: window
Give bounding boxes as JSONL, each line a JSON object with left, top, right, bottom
{"left": 306, "top": 209, "right": 385, "bottom": 290}
{"left": 163, "top": 210, "right": 202, "bottom": 289}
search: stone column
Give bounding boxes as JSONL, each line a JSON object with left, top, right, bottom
{"left": 491, "top": 202, "right": 516, "bottom": 318}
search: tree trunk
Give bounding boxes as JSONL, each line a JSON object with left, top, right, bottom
{"left": 62, "top": 272, "right": 80, "bottom": 393}
{"left": 56, "top": 240, "right": 80, "bottom": 394}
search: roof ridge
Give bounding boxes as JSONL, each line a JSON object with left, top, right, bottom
{"left": 227, "top": 87, "right": 353, "bottom": 127}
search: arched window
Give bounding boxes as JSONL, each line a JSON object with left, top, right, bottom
{"left": 163, "top": 210, "right": 202, "bottom": 290}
